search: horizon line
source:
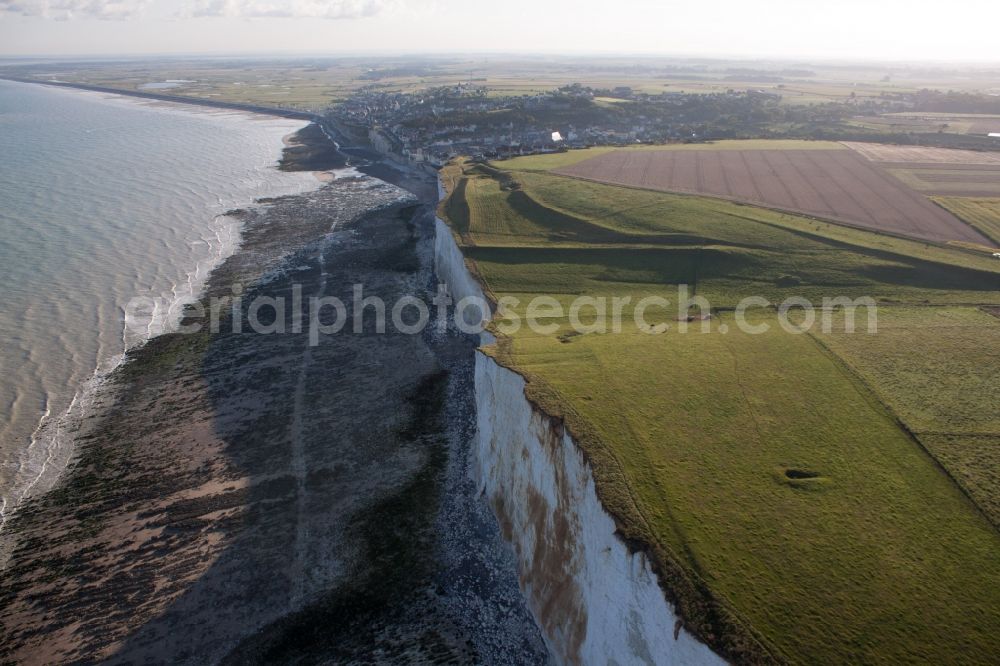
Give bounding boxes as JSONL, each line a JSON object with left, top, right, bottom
{"left": 1, "top": 50, "right": 999, "bottom": 68}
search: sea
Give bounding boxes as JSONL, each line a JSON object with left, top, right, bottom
{"left": 0, "top": 79, "right": 321, "bottom": 529}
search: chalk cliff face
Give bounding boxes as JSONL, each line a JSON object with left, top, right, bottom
{"left": 434, "top": 217, "right": 491, "bottom": 330}
{"left": 434, "top": 214, "right": 725, "bottom": 665}
{"left": 474, "top": 354, "right": 725, "bottom": 665}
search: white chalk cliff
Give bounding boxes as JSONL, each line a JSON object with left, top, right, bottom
{"left": 435, "top": 206, "right": 726, "bottom": 665}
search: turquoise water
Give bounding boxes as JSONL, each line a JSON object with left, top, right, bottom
{"left": 0, "top": 80, "right": 319, "bottom": 526}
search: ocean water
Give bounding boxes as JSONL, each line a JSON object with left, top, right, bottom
{"left": 0, "top": 79, "right": 321, "bottom": 528}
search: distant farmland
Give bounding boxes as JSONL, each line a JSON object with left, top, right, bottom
{"left": 842, "top": 142, "right": 1000, "bottom": 165}
{"left": 553, "top": 144, "right": 994, "bottom": 245}
{"left": 885, "top": 167, "right": 1000, "bottom": 197}
{"left": 847, "top": 114, "right": 1000, "bottom": 136}
{"left": 841, "top": 142, "right": 1000, "bottom": 198}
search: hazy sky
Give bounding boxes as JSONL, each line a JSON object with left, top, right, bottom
{"left": 0, "top": 0, "right": 997, "bottom": 61}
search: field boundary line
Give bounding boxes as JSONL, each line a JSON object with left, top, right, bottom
{"left": 806, "top": 332, "right": 1000, "bottom": 533}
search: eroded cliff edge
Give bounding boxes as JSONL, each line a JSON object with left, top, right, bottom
{"left": 434, "top": 207, "right": 730, "bottom": 665}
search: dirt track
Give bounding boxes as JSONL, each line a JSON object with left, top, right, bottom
{"left": 555, "top": 147, "right": 992, "bottom": 244}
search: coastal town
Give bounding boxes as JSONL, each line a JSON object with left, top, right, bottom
{"left": 330, "top": 81, "right": 1000, "bottom": 166}
{"left": 332, "top": 83, "right": 825, "bottom": 165}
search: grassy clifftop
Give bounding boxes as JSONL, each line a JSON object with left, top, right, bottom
{"left": 440, "top": 155, "right": 1000, "bottom": 664}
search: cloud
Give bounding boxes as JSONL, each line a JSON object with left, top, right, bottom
{"left": 188, "top": 0, "right": 386, "bottom": 19}
{"left": 0, "top": 0, "right": 150, "bottom": 20}
{"left": 0, "top": 0, "right": 386, "bottom": 20}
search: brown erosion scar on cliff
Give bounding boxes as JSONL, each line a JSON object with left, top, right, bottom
{"left": 488, "top": 402, "right": 589, "bottom": 663}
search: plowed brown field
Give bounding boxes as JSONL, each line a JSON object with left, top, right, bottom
{"left": 555, "top": 148, "right": 992, "bottom": 244}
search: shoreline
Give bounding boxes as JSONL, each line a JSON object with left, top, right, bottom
{"left": 0, "top": 93, "right": 547, "bottom": 663}
{"left": 0, "top": 73, "right": 366, "bottom": 158}
{"left": 0, "top": 76, "right": 362, "bottom": 156}
{"left": 0, "top": 84, "right": 327, "bottom": 542}
{"left": 0, "top": 75, "right": 320, "bottom": 122}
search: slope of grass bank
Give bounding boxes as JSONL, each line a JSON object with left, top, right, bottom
{"left": 441, "top": 160, "right": 1000, "bottom": 308}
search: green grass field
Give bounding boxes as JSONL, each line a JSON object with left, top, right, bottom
{"left": 849, "top": 112, "right": 1000, "bottom": 136}
{"left": 935, "top": 197, "right": 1000, "bottom": 245}
{"left": 440, "top": 155, "right": 1000, "bottom": 664}
{"left": 846, "top": 116, "right": 978, "bottom": 135}
{"left": 817, "top": 306, "right": 1000, "bottom": 527}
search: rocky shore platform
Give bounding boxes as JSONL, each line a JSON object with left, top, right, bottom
{"left": 0, "top": 125, "right": 548, "bottom": 664}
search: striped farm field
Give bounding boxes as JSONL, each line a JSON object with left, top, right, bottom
{"left": 549, "top": 145, "right": 991, "bottom": 244}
